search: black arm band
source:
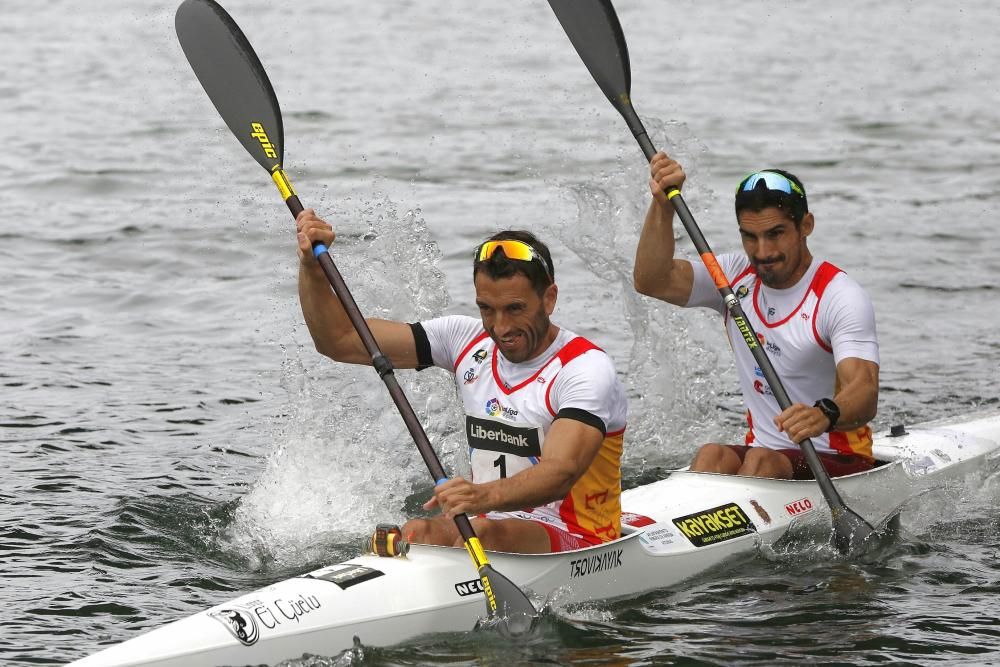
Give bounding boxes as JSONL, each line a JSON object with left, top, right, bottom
{"left": 408, "top": 322, "right": 434, "bottom": 371}
{"left": 555, "top": 408, "right": 607, "bottom": 436}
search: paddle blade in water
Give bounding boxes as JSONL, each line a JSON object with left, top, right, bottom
{"left": 175, "top": 0, "right": 284, "bottom": 172}
{"left": 831, "top": 504, "right": 876, "bottom": 556}
{"left": 477, "top": 564, "right": 537, "bottom": 636}
{"left": 547, "top": 0, "right": 631, "bottom": 102}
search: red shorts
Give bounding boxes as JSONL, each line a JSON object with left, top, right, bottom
{"left": 726, "top": 445, "right": 874, "bottom": 480}
{"left": 536, "top": 522, "right": 599, "bottom": 552}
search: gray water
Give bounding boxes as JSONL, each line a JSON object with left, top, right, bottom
{"left": 3, "top": 1, "right": 1000, "bottom": 665}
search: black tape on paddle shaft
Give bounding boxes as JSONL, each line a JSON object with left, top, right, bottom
{"left": 372, "top": 354, "right": 394, "bottom": 379}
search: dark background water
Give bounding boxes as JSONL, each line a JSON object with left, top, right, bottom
{"left": 2, "top": 1, "right": 999, "bottom": 665}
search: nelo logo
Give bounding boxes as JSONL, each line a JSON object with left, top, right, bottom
{"left": 785, "top": 498, "right": 814, "bottom": 516}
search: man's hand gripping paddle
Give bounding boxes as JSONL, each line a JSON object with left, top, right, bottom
{"left": 545, "top": 0, "right": 875, "bottom": 556}
{"left": 174, "top": 0, "right": 537, "bottom": 631}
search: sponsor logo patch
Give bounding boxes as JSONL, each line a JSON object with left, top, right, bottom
{"left": 472, "top": 348, "right": 488, "bottom": 363}
{"left": 307, "top": 564, "right": 384, "bottom": 589}
{"left": 455, "top": 577, "right": 485, "bottom": 597}
{"left": 750, "top": 499, "right": 771, "bottom": 524}
{"left": 756, "top": 333, "right": 782, "bottom": 357}
{"left": 485, "top": 397, "right": 518, "bottom": 420}
{"left": 622, "top": 512, "right": 656, "bottom": 528}
{"left": 672, "top": 503, "right": 757, "bottom": 547}
{"left": 250, "top": 122, "right": 278, "bottom": 159}
{"left": 785, "top": 497, "right": 814, "bottom": 516}
{"left": 209, "top": 606, "right": 259, "bottom": 646}
{"left": 569, "top": 548, "right": 623, "bottom": 578}
{"left": 466, "top": 416, "right": 541, "bottom": 456}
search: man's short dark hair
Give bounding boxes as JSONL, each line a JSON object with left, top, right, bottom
{"left": 734, "top": 169, "right": 809, "bottom": 225}
{"left": 473, "top": 230, "right": 554, "bottom": 294}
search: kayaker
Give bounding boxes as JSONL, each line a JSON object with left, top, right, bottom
{"left": 633, "top": 152, "right": 880, "bottom": 479}
{"left": 296, "top": 210, "right": 628, "bottom": 553}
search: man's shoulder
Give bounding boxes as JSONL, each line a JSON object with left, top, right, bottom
{"left": 818, "top": 262, "right": 874, "bottom": 302}
{"left": 422, "top": 314, "right": 485, "bottom": 340}
{"left": 553, "top": 332, "right": 622, "bottom": 392}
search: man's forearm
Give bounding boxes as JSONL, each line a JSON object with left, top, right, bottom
{"left": 298, "top": 262, "right": 354, "bottom": 360}
{"left": 479, "top": 460, "right": 578, "bottom": 513}
{"left": 634, "top": 199, "right": 677, "bottom": 292}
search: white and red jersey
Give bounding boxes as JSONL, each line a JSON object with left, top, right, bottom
{"left": 419, "top": 315, "right": 628, "bottom": 544}
{"left": 686, "top": 255, "right": 879, "bottom": 459}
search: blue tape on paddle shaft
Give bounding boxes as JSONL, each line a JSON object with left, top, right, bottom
{"left": 312, "top": 244, "right": 328, "bottom": 256}
{"left": 435, "top": 478, "right": 448, "bottom": 486}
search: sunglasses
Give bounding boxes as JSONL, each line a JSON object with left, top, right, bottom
{"left": 474, "top": 239, "right": 552, "bottom": 282}
{"left": 737, "top": 171, "right": 806, "bottom": 199}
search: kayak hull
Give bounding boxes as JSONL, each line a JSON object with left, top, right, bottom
{"left": 68, "top": 414, "right": 1000, "bottom": 667}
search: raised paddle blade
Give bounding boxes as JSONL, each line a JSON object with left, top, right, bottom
{"left": 546, "top": 0, "right": 655, "bottom": 160}
{"left": 175, "top": 0, "right": 284, "bottom": 173}
{"left": 547, "top": 0, "right": 631, "bottom": 103}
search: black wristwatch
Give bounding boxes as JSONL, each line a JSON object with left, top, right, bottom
{"left": 813, "top": 398, "right": 840, "bottom": 432}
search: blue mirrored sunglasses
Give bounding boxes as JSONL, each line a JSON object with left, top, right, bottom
{"left": 737, "top": 171, "right": 805, "bottom": 198}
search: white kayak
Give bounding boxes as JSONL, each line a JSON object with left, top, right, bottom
{"left": 68, "top": 412, "right": 1000, "bottom": 667}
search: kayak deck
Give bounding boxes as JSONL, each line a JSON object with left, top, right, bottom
{"left": 68, "top": 413, "right": 1000, "bottom": 667}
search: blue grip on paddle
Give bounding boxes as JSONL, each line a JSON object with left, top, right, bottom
{"left": 312, "top": 243, "right": 328, "bottom": 257}
{"left": 435, "top": 478, "right": 448, "bottom": 486}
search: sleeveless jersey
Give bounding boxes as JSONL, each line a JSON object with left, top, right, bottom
{"left": 720, "top": 260, "right": 874, "bottom": 459}
{"left": 450, "top": 327, "right": 627, "bottom": 544}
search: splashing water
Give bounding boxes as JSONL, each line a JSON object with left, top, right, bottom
{"left": 546, "top": 119, "right": 745, "bottom": 472}
{"left": 226, "top": 196, "right": 467, "bottom": 567}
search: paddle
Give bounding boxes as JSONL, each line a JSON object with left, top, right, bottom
{"left": 546, "top": 0, "right": 875, "bottom": 556}
{"left": 174, "top": 0, "right": 537, "bottom": 629}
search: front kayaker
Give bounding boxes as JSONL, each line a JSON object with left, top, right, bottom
{"left": 633, "top": 152, "right": 880, "bottom": 479}
{"left": 296, "top": 210, "right": 627, "bottom": 553}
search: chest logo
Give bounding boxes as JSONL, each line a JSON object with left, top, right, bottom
{"left": 485, "top": 397, "right": 518, "bottom": 420}
{"left": 472, "top": 349, "right": 488, "bottom": 363}
{"left": 755, "top": 333, "right": 782, "bottom": 357}
{"left": 466, "top": 416, "right": 541, "bottom": 456}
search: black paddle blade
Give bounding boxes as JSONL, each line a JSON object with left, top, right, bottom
{"left": 546, "top": 0, "right": 655, "bottom": 160}
{"left": 175, "top": 0, "right": 284, "bottom": 172}
{"left": 831, "top": 504, "right": 876, "bottom": 556}
{"left": 547, "top": 0, "right": 631, "bottom": 104}
{"left": 477, "top": 564, "right": 537, "bottom": 636}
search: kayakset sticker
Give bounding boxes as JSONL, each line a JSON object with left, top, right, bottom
{"left": 672, "top": 502, "right": 756, "bottom": 547}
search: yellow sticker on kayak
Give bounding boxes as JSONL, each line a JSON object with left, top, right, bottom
{"left": 672, "top": 502, "right": 757, "bottom": 547}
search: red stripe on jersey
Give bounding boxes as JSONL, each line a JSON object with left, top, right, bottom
{"left": 453, "top": 331, "right": 490, "bottom": 373}
{"left": 495, "top": 336, "right": 601, "bottom": 396}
